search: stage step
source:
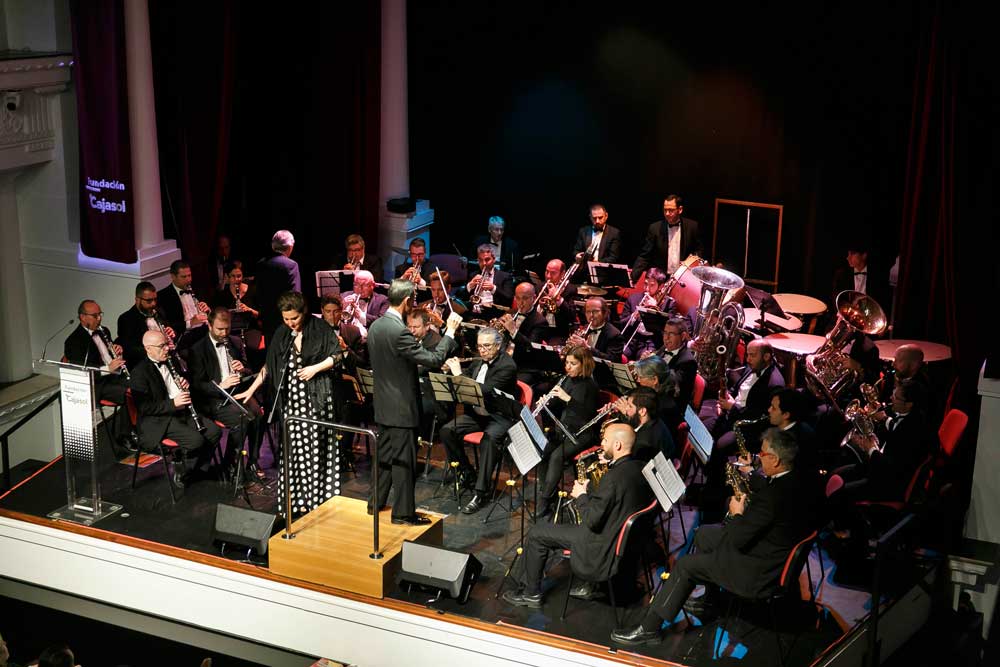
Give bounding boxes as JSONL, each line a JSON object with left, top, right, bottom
{"left": 268, "top": 496, "right": 443, "bottom": 598}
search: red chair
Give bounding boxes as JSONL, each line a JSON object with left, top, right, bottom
{"left": 463, "top": 380, "right": 532, "bottom": 478}
{"left": 937, "top": 408, "right": 968, "bottom": 458}
{"left": 560, "top": 499, "right": 661, "bottom": 626}
{"left": 125, "top": 389, "right": 183, "bottom": 503}
{"left": 691, "top": 373, "right": 707, "bottom": 411}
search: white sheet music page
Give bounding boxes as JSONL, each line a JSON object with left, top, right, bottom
{"left": 519, "top": 405, "right": 549, "bottom": 451}
{"left": 507, "top": 422, "right": 541, "bottom": 475}
{"left": 642, "top": 452, "right": 686, "bottom": 511}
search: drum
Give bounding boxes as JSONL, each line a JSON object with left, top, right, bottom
{"left": 665, "top": 256, "right": 707, "bottom": 315}
{"left": 744, "top": 307, "right": 803, "bottom": 333}
{"left": 764, "top": 333, "right": 826, "bottom": 388}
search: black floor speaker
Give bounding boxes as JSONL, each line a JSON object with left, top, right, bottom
{"left": 211, "top": 503, "right": 277, "bottom": 555}
{"left": 397, "top": 541, "right": 483, "bottom": 603}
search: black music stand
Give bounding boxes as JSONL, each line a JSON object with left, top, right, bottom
{"left": 744, "top": 285, "right": 791, "bottom": 334}
{"left": 210, "top": 380, "right": 255, "bottom": 507}
{"left": 587, "top": 261, "right": 633, "bottom": 288}
{"left": 642, "top": 452, "right": 689, "bottom": 554}
{"left": 597, "top": 359, "right": 637, "bottom": 396}
{"left": 315, "top": 269, "right": 354, "bottom": 298}
{"left": 427, "top": 372, "right": 485, "bottom": 503}
{"left": 480, "top": 389, "right": 533, "bottom": 524}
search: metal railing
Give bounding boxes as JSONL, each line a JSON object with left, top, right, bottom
{"left": 280, "top": 416, "right": 382, "bottom": 559}
{"left": 1, "top": 392, "right": 60, "bottom": 491}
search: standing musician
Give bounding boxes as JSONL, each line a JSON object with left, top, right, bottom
{"left": 621, "top": 268, "right": 675, "bottom": 360}
{"left": 394, "top": 238, "right": 437, "bottom": 287}
{"left": 573, "top": 203, "right": 622, "bottom": 264}
{"left": 157, "top": 260, "right": 211, "bottom": 346}
{"left": 64, "top": 300, "right": 129, "bottom": 405}
{"left": 187, "top": 307, "right": 265, "bottom": 480}
{"left": 439, "top": 327, "right": 518, "bottom": 515}
{"left": 503, "top": 423, "right": 653, "bottom": 608}
{"left": 365, "top": 280, "right": 463, "bottom": 525}
{"left": 117, "top": 281, "right": 177, "bottom": 368}
{"left": 612, "top": 428, "right": 815, "bottom": 646}
{"left": 472, "top": 215, "right": 522, "bottom": 273}
{"left": 566, "top": 297, "right": 624, "bottom": 363}
{"left": 340, "top": 233, "right": 384, "bottom": 279}
{"left": 235, "top": 292, "right": 343, "bottom": 515}
{"left": 631, "top": 194, "right": 703, "bottom": 281}
{"left": 256, "top": 230, "right": 301, "bottom": 341}
{"left": 319, "top": 294, "right": 367, "bottom": 370}
{"left": 131, "top": 331, "right": 221, "bottom": 488}
{"left": 341, "top": 270, "right": 389, "bottom": 338}
{"left": 463, "top": 244, "right": 514, "bottom": 309}
{"left": 615, "top": 386, "right": 675, "bottom": 462}
{"left": 535, "top": 345, "right": 600, "bottom": 517}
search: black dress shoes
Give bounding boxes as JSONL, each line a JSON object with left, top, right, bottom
{"left": 610, "top": 624, "right": 663, "bottom": 647}
{"left": 367, "top": 505, "right": 387, "bottom": 516}
{"left": 502, "top": 590, "right": 543, "bottom": 608}
{"left": 247, "top": 462, "right": 266, "bottom": 480}
{"left": 461, "top": 494, "right": 488, "bottom": 514}
{"left": 391, "top": 515, "right": 432, "bottom": 526}
{"left": 569, "top": 581, "right": 600, "bottom": 600}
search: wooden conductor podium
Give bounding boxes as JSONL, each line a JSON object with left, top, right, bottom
{"left": 268, "top": 496, "right": 444, "bottom": 598}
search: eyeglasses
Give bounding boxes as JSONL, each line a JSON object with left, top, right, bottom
{"left": 82, "top": 311, "right": 103, "bottom": 317}
{"left": 477, "top": 343, "right": 498, "bottom": 350}
{"left": 147, "top": 342, "right": 170, "bottom": 349}
{"left": 138, "top": 297, "right": 156, "bottom": 303}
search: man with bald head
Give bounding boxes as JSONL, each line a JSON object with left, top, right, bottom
{"left": 130, "top": 330, "right": 221, "bottom": 487}
{"left": 503, "top": 423, "right": 654, "bottom": 608}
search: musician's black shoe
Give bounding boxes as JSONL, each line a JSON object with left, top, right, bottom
{"left": 683, "top": 595, "right": 719, "bottom": 620}
{"left": 391, "top": 514, "right": 432, "bottom": 526}
{"left": 461, "top": 494, "right": 488, "bottom": 514}
{"left": 569, "top": 581, "right": 600, "bottom": 600}
{"left": 502, "top": 590, "right": 543, "bottom": 608}
{"left": 247, "top": 462, "right": 266, "bottom": 480}
{"left": 458, "top": 467, "right": 476, "bottom": 489}
{"left": 367, "top": 504, "right": 387, "bottom": 516}
{"left": 171, "top": 470, "right": 186, "bottom": 489}
{"left": 610, "top": 624, "right": 663, "bottom": 647}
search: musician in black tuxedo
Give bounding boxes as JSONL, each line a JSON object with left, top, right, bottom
{"left": 256, "top": 230, "right": 302, "bottom": 340}
{"left": 497, "top": 282, "right": 550, "bottom": 387}
{"left": 366, "top": 280, "right": 463, "bottom": 524}
{"left": 319, "top": 294, "right": 367, "bottom": 369}
{"left": 472, "top": 215, "right": 522, "bottom": 273}
{"left": 440, "top": 327, "right": 519, "bottom": 514}
{"left": 187, "top": 308, "right": 265, "bottom": 479}
{"left": 656, "top": 317, "right": 698, "bottom": 412}
{"left": 117, "top": 281, "right": 177, "bottom": 368}
{"left": 764, "top": 388, "right": 818, "bottom": 474}
{"left": 621, "top": 268, "right": 675, "bottom": 360}
{"left": 831, "top": 242, "right": 890, "bottom": 315}
{"left": 504, "top": 423, "right": 654, "bottom": 608}
{"left": 617, "top": 386, "right": 675, "bottom": 462}
{"left": 537, "top": 258, "right": 580, "bottom": 344}
{"left": 461, "top": 244, "right": 514, "bottom": 308}
{"left": 64, "top": 300, "right": 129, "bottom": 404}
{"left": 130, "top": 331, "right": 221, "bottom": 487}
{"left": 393, "top": 238, "right": 438, "bottom": 288}
{"left": 339, "top": 233, "right": 384, "bottom": 279}
{"left": 340, "top": 270, "right": 389, "bottom": 336}
{"left": 631, "top": 195, "right": 704, "bottom": 282}
{"left": 573, "top": 204, "right": 622, "bottom": 264}
{"left": 157, "top": 260, "right": 210, "bottom": 347}
{"left": 566, "top": 297, "right": 625, "bottom": 363}
{"left": 613, "top": 428, "right": 816, "bottom": 646}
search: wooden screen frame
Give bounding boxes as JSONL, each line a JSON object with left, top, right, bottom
{"left": 711, "top": 198, "right": 784, "bottom": 290}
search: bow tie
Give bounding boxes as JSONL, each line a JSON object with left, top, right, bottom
{"left": 215, "top": 342, "right": 227, "bottom": 348}
{"left": 154, "top": 360, "right": 167, "bottom": 368}
{"left": 179, "top": 289, "right": 194, "bottom": 295}
{"left": 854, "top": 271, "right": 867, "bottom": 276}
{"left": 667, "top": 222, "right": 681, "bottom": 228}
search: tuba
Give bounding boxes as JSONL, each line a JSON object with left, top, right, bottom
{"left": 689, "top": 266, "right": 745, "bottom": 395}
{"left": 804, "top": 290, "right": 886, "bottom": 409}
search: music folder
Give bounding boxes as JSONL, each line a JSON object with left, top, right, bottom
{"left": 314, "top": 270, "right": 355, "bottom": 298}
{"left": 587, "top": 261, "right": 633, "bottom": 288}
{"left": 684, "top": 405, "right": 714, "bottom": 464}
{"left": 642, "top": 452, "right": 686, "bottom": 512}
{"left": 637, "top": 307, "right": 670, "bottom": 333}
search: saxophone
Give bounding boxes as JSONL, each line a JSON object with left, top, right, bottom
{"left": 726, "top": 415, "right": 768, "bottom": 517}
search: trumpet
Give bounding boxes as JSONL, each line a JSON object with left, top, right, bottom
{"left": 470, "top": 267, "right": 493, "bottom": 310}
{"left": 539, "top": 262, "right": 581, "bottom": 313}
{"left": 341, "top": 293, "right": 364, "bottom": 324}
{"left": 402, "top": 258, "right": 423, "bottom": 283}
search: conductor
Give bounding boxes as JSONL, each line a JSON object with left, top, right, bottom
{"left": 367, "top": 279, "right": 463, "bottom": 525}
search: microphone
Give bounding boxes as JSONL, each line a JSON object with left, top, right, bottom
{"left": 41, "top": 319, "right": 76, "bottom": 362}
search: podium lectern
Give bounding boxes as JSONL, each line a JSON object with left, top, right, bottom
{"left": 37, "top": 358, "right": 123, "bottom": 525}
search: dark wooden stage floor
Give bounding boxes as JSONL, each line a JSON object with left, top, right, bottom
{"left": 0, "top": 431, "right": 894, "bottom": 666}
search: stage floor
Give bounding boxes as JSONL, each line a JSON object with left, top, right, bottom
{"left": 0, "top": 432, "right": 900, "bottom": 666}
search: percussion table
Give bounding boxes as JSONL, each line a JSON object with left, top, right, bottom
{"left": 875, "top": 339, "right": 952, "bottom": 363}
{"left": 743, "top": 307, "right": 803, "bottom": 333}
{"left": 764, "top": 333, "right": 827, "bottom": 388}
{"left": 772, "top": 293, "right": 828, "bottom": 333}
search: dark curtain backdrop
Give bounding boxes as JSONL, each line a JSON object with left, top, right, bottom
{"left": 70, "top": 0, "right": 136, "bottom": 264}
{"left": 148, "top": 3, "right": 381, "bottom": 299}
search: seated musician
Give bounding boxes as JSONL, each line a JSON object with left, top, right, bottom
{"left": 439, "top": 327, "right": 518, "bottom": 515}
{"left": 420, "top": 270, "right": 459, "bottom": 328}
{"left": 157, "top": 260, "right": 211, "bottom": 347}
{"left": 535, "top": 345, "right": 600, "bottom": 517}
{"left": 130, "top": 331, "right": 221, "bottom": 488}
{"left": 566, "top": 297, "right": 624, "bottom": 363}
{"left": 765, "top": 388, "right": 817, "bottom": 475}
{"left": 187, "top": 307, "right": 266, "bottom": 480}
{"left": 320, "top": 294, "right": 367, "bottom": 370}
{"left": 498, "top": 281, "right": 549, "bottom": 387}
{"left": 613, "top": 428, "right": 815, "bottom": 646}
{"left": 630, "top": 194, "right": 704, "bottom": 282}
{"left": 655, "top": 317, "right": 698, "bottom": 411}
{"left": 472, "top": 215, "right": 522, "bottom": 273}
{"left": 621, "top": 268, "right": 676, "bottom": 360}
{"left": 536, "top": 258, "right": 579, "bottom": 345}
{"left": 406, "top": 307, "right": 450, "bottom": 442}
{"left": 117, "top": 281, "right": 176, "bottom": 368}
{"left": 393, "top": 238, "right": 437, "bottom": 287}
{"left": 572, "top": 203, "right": 622, "bottom": 265}
{"left": 504, "top": 423, "right": 653, "bottom": 608}
{"left": 632, "top": 356, "right": 683, "bottom": 439}
{"left": 616, "top": 386, "right": 675, "bottom": 462}
{"left": 881, "top": 343, "right": 936, "bottom": 419}
{"left": 339, "top": 233, "right": 384, "bottom": 279}
{"left": 64, "top": 300, "right": 129, "bottom": 405}
{"left": 461, "top": 244, "right": 514, "bottom": 309}
{"left": 341, "top": 270, "right": 389, "bottom": 338}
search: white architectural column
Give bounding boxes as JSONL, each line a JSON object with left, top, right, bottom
{"left": 0, "top": 173, "right": 34, "bottom": 382}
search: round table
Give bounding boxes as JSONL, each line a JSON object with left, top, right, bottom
{"left": 744, "top": 308, "right": 803, "bottom": 333}
{"left": 772, "top": 293, "right": 828, "bottom": 316}
{"left": 874, "top": 339, "right": 952, "bottom": 363}
{"left": 764, "top": 333, "right": 827, "bottom": 388}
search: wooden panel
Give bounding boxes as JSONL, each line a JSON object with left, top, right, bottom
{"left": 268, "top": 496, "right": 443, "bottom": 598}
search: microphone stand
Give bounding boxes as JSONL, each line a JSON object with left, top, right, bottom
{"left": 212, "top": 380, "right": 254, "bottom": 507}
{"left": 40, "top": 319, "right": 76, "bottom": 363}
{"left": 266, "top": 336, "right": 297, "bottom": 425}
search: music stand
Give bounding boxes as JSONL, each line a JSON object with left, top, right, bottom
{"left": 744, "top": 285, "right": 791, "bottom": 334}
{"left": 643, "top": 452, "right": 687, "bottom": 513}
{"left": 597, "top": 359, "right": 637, "bottom": 396}
{"left": 427, "top": 372, "right": 485, "bottom": 502}
{"left": 210, "top": 381, "right": 255, "bottom": 506}
{"left": 684, "top": 405, "right": 714, "bottom": 465}
{"left": 314, "top": 269, "right": 356, "bottom": 299}
{"left": 356, "top": 368, "right": 375, "bottom": 397}
{"left": 37, "top": 359, "right": 123, "bottom": 526}
{"left": 587, "top": 261, "right": 633, "bottom": 288}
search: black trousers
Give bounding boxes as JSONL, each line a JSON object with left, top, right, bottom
{"left": 371, "top": 425, "right": 418, "bottom": 518}
{"left": 206, "top": 397, "right": 263, "bottom": 465}
{"left": 440, "top": 413, "right": 513, "bottom": 494}
{"left": 537, "top": 433, "right": 593, "bottom": 507}
{"left": 648, "top": 524, "right": 725, "bottom": 623}
{"left": 521, "top": 521, "right": 590, "bottom": 595}
{"left": 139, "top": 413, "right": 221, "bottom": 473}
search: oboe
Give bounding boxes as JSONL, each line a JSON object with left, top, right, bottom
{"left": 164, "top": 354, "right": 205, "bottom": 432}
{"left": 95, "top": 328, "right": 130, "bottom": 379}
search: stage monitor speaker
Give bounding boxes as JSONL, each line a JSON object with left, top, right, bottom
{"left": 211, "top": 503, "right": 277, "bottom": 555}
{"left": 397, "top": 540, "right": 482, "bottom": 603}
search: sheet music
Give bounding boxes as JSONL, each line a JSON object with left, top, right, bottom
{"left": 642, "top": 452, "right": 686, "bottom": 512}
{"left": 507, "top": 422, "right": 542, "bottom": 475}
{"left": 684, "top": 405, "right": 714, "bottom": 464}
{"left": 519, "top": 405, "right": 548, "bottom": 451}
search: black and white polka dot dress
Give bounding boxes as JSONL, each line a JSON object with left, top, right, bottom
{"left": 279, "top": 352, "right": 340, "bottom": 515}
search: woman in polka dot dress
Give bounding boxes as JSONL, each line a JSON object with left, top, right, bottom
{"left": 236, "top": 291, "right": 343, "bottom": 516}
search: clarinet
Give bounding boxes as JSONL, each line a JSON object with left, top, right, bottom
{"left": 150, "top": 310, "right": 176, "bottom": 350}
{"left": 164, "top": 354, "right": 205, "bottom": 432}
{"left": 96, "top": 328, "right": 130, "bottom": 379}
